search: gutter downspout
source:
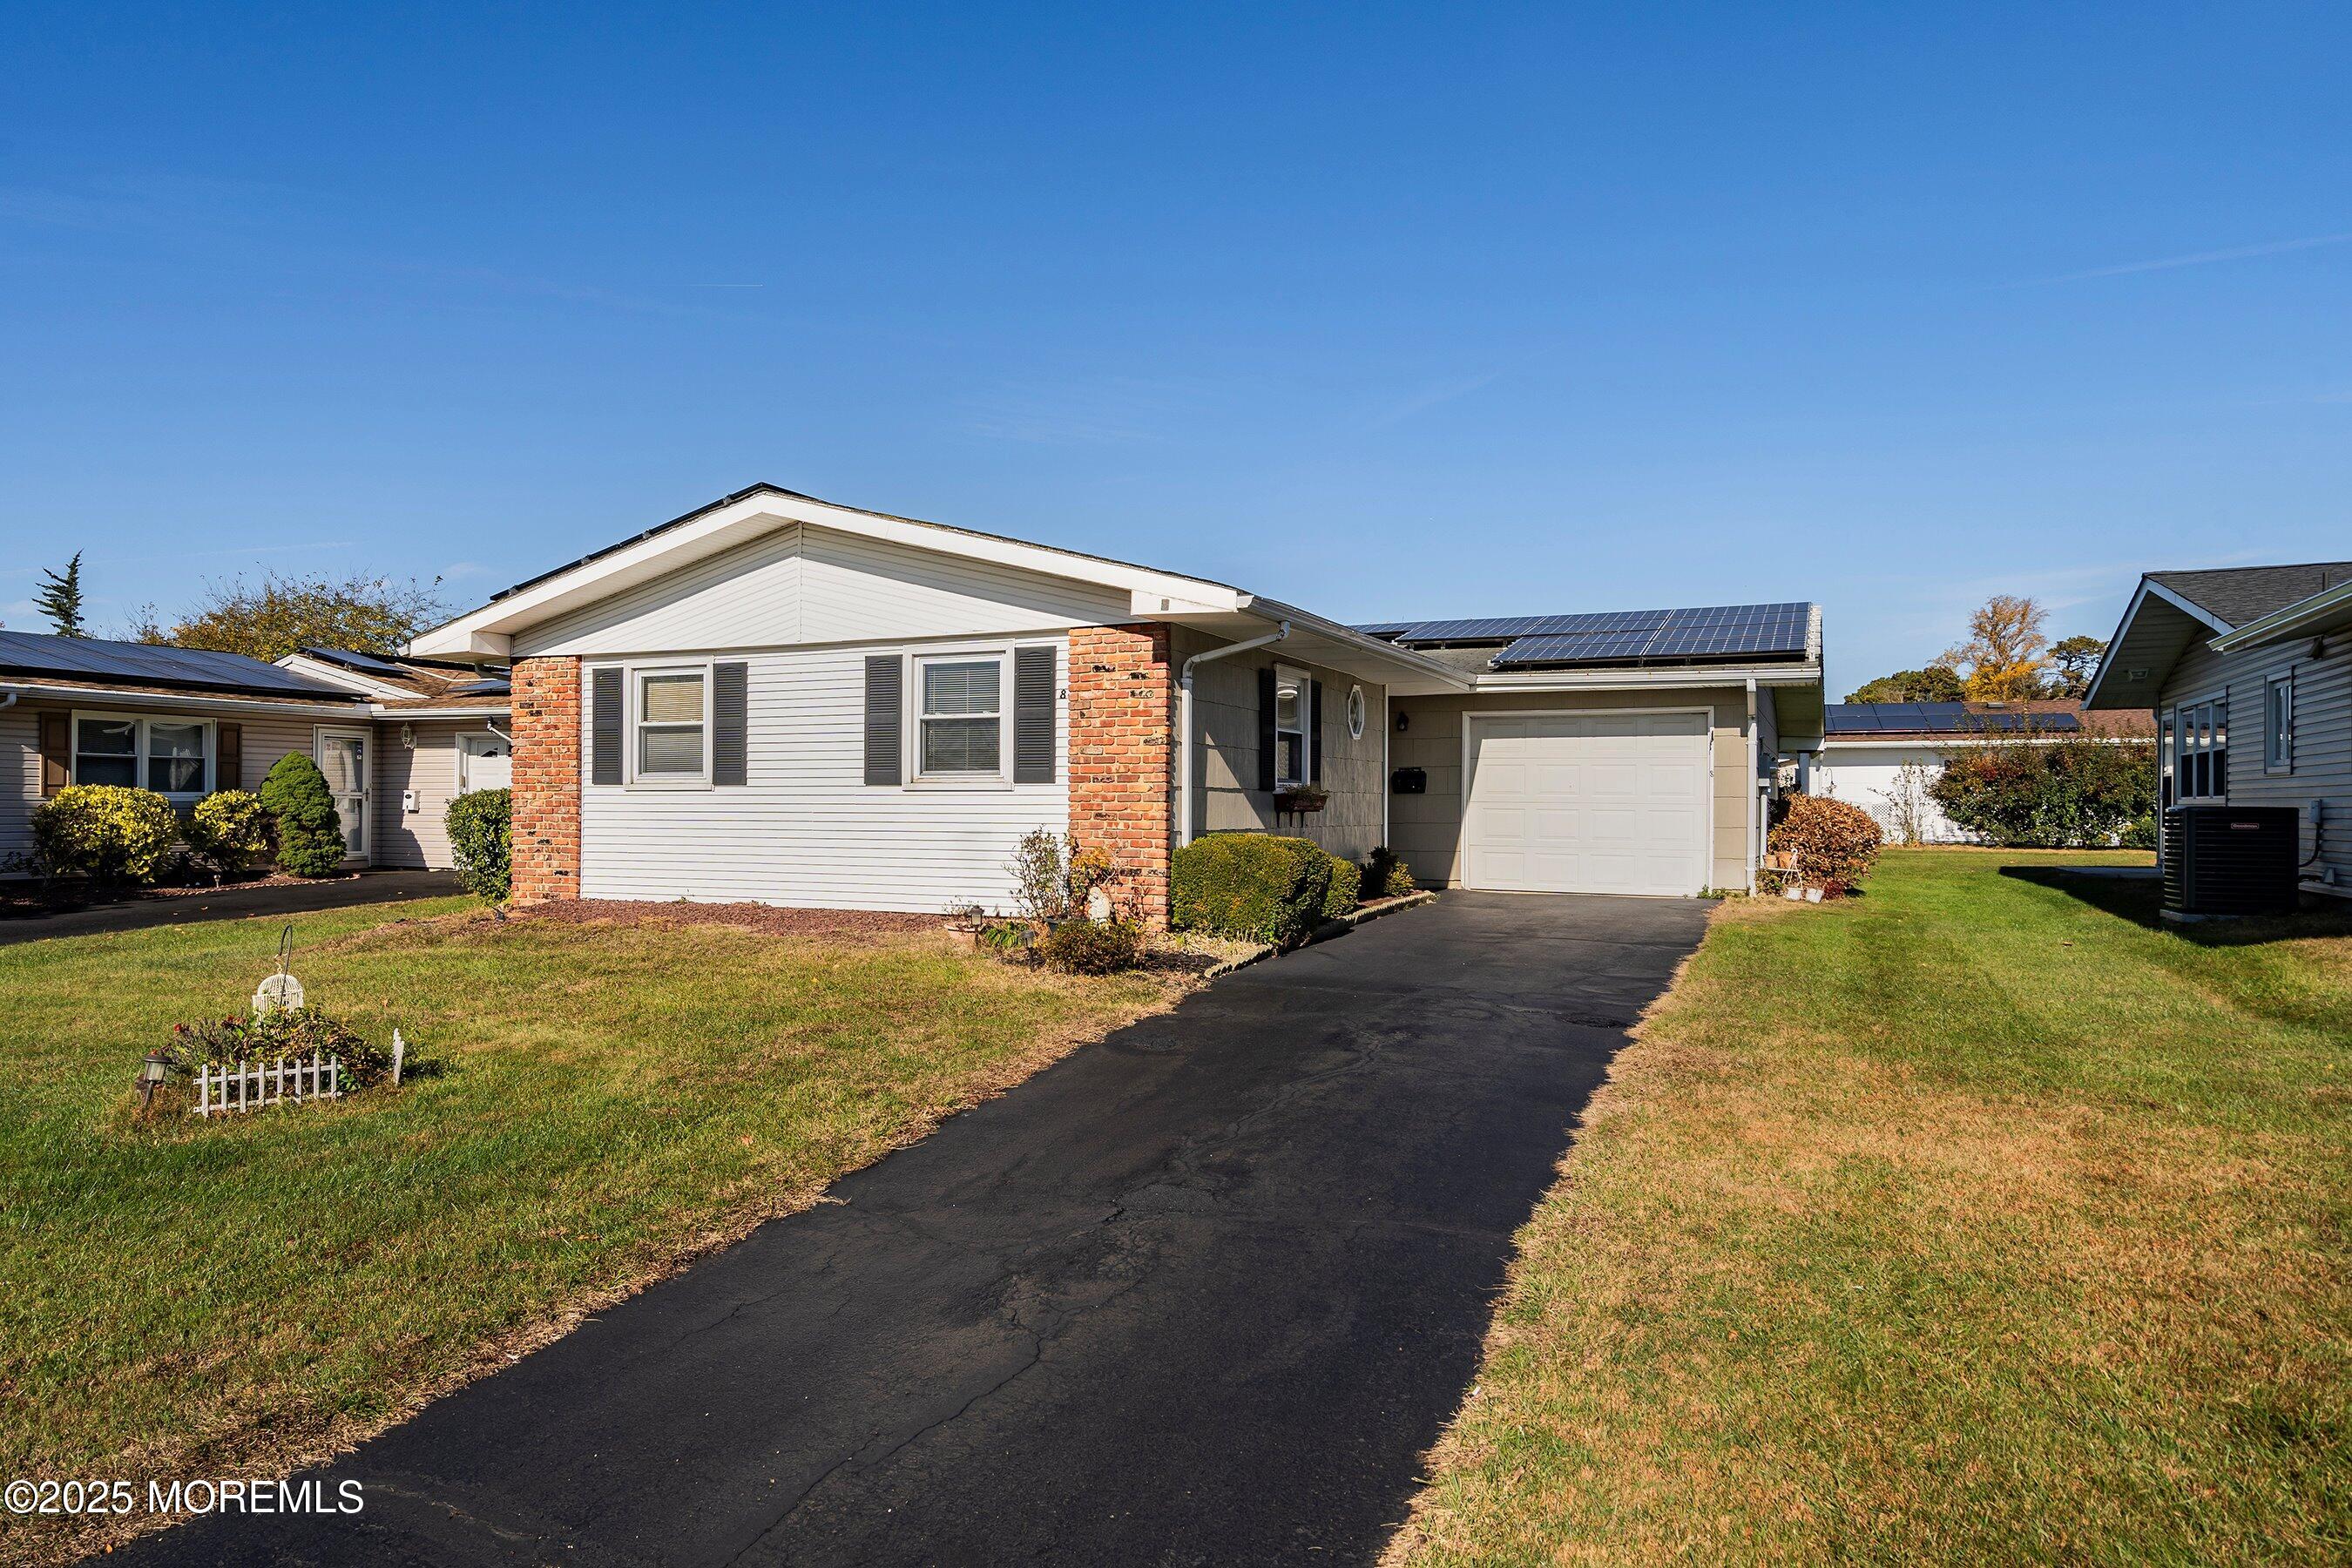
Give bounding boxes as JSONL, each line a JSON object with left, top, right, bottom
{"left": 1177, "top": 622, "right": 1289, "bottom": 850}
{"left": 1747, "top": 678, "right": 1761, "bottom": 895}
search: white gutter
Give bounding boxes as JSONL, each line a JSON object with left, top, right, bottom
{"left": 1747, "top": 677, "right": 1761, "bottom": 895}
{"left": 365, "top": 706, "right": 515, "bottom": 720}
{"left": 1177, "top": 622, "right": 1289, "bottom": 850}
{"left": 0, "top": 682, "right": 367, "bottom": 719}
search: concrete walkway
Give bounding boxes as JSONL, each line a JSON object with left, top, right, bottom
{"left": 116, "top": 890, "right": 1711, "bottom": 1567}
{"left": 0, "top": 869, "right": 465, "bottom": 946}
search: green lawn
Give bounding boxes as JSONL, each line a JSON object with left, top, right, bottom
{"left": 1390, "top": 849, "right": 2351, "bottom": 1565}
{"left": 0, "top": 901, "right": 1180, "bottom": 1565}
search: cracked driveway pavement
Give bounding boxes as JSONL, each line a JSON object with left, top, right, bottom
{"left": 114, "top": 891, "right": 1709, "bottom": 1567}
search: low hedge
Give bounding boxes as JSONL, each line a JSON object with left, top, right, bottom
{"left": 1172, "top": 833, "right": 1334, "bottom": 947}
{"left": 446, "top": 787, "right": 512, "bottom": 901}
{"left": 1322, "top": 855, "right": 1362, "bottom": 920}
{"left": 186, "top": 790, "right": 271, "bottom": 875}
{"left": 31, "top": 785, "right": 181, "bottom": 886}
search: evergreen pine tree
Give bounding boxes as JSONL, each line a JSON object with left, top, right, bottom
{"left": 33, "top": 553, "right": 86, "bottom": 637}
{"left": 260, "top": 752, "right": 348, "bottom": 876}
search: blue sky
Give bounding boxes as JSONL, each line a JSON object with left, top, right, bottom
{"left": 3, "top": 3, "right": 2346, "bottom": 698}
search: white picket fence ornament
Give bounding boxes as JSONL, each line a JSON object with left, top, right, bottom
{"left": 195, "top": 1051, "right": 341, "bottom": 1117}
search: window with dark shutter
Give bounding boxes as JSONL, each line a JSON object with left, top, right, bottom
{"left": 712, "top": 662, "right": 748, "bottom": 786}
{"left": 863, "top": 654, "right": 903, "bottom": 786}
{"left": 1013, "top": 645, "right": 1055, "bottom": 783}
{"left": 591, "top": 667, "right": 624, "bottom": 786}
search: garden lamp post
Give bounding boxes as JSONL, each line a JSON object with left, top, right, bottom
{"left": 137, "top": 1051, "right": 172, "bottom": 1119}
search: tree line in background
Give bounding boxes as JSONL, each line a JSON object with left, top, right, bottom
{"left": 1847, "top": 593, "right": 2107, "bottom": 704}
{"left": 17, "top": 555, "right": 447, "bottom": 663}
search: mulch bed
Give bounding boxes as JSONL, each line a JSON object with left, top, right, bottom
{"left": 512, "top": 900, "right": 942, "bottom": 939}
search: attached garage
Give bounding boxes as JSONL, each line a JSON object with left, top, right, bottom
{"left": 1459, "top": 710, "right": 1713, "bottom": 896}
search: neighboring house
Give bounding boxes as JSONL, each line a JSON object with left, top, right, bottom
{"left": 1813, "top": 700, "right": 2153, "bottom": 844}
{"left": 0, "top": 632, "right": 510, "bottom": 873}
{"left": 406, "top": 483, "right": 1827, "bottom": 917}
{"left": 2085, "top": 560, "right": 2352, "bottom": 896}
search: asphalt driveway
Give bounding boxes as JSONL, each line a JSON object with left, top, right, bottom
{"left": 0, "top": 869, "right": 463, "bottom": 947}
{"left": 116, "top": 890, "right": 1710, "bottom": 1568}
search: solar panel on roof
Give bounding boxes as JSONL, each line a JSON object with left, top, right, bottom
{"left": 1826, "top": 703, "right": 2083, "bottom": 735}
{"left": 1484, "top": 602, "right": 1813, "bottom": 667}
{"left": 302, "top": 645, "right": 414, "bottom": 678}
{"left": 0, "top": 630, "right": 351, "bottom": 697}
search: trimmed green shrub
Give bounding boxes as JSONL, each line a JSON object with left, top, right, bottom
{"left": 186, "top": 790, "right": 271, "bottom": 875}
{"left": 1037, "top": 916, "right": 1144, "bottom": 974}
{"left": 1929, "top": 736, "right": 2157, "bottom": 848}
{"left": 446, "top": 787, "right": 512, "bottom": 901}
{"left": 1171, "top": 833, "right": 1332, "bottom": 947}
{"left": 259, "top": 752, "right": 346, "bottom": 877}
{"left": 1322, "top": 855, "right": 1362, "bottom": 919}
{"left": 1364, "top": 846, "right": 1416, "bottom": 899}
{"left": 31, "top": 785, "right": 180, "bottom": 886}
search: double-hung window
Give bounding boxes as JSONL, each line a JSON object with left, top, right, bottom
{"left": 2264, "top": 675, "right": 2293, "bottom": 774}
{"left": 2173, "top": 694, "right": 2227, "bottom": 801}
{"left": 917, "top": 654, "right": 1004, "bottom": 779}
{"left": 73, "top": 713, "right": 211, "bottom": 798}
{"left": 633, "top": 666, "right": 709, "bottom": 782}
{"left": 1273, "top": 665, "right": 1311, "bottom": 787}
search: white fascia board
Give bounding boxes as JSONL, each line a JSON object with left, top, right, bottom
{"left": 2210, "top": 580, "right": 2352, "bottom": 652}
{"left": 368, "top": 705, "right": 512, "bottom": 720}
{"left": 410, "top": 489, "right": 1247, "bottom": 658}
{"left": 274, "top": 653, "right": 413, "bottom": 700}
{"left": 0, "top": 682, "right": 368, "bottom": 718}
{"left": 2083, "top": 578, "right": 2229, "bottom": 709}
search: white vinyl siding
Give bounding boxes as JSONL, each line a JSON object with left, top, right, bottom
{"left": 578, "top": 637, "right": 1070, "bottom": 912}
{"left": 516, "top": 523, "right": 1131, "bottom": 659}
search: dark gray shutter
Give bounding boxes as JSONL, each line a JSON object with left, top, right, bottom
{"left": 1013, "top": 645, "right": 1055, "bottom": 784}
{"left": 214, "top": 722, "right": 241, "bottom": 793}
{"left": 1257, "top": 666, "right": 1278, "bottom": 792}
{"left": 591, "top": 667, "right": 624, "bottom": 786}
{"left": 713, "top": 662, "right": 748, "bottom": 786}
{"left": 1308, "top": 680, "right": 1323, "bottom": 783}
{"left": 863, "top": 654, "right": 903, "bottom": 786}
{"left": 38, "top": 712, "right": 70, "bottom": 797}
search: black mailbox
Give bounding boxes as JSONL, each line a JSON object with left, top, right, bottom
{"left": 1390, "top": 767, "right": 1427, "bottom": 795}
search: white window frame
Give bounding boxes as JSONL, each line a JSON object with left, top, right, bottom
{"left": 1345, "top": 684, "right": 1367, "bottom": 741}
{"left": 909, "top": 646, "right": 1013, "bottom": 789}
{"left": 1273, "top": 663, "right": 1312, "bottom": 788}
{"left": 626, "top": 660, "right": 714, "bottom": 790}
{"left": 2172, "top": 691, "right": 2227, "bottom": 803}
{"left": 2263, "top": 673, "right": 2293, "bottom": 774}
{"left": 70, "top": 710, "right": 214, "bottom": 801}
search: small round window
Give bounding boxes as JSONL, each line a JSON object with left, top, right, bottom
{"left": 1346, "top": 685, "right": 1367, "bottom": 740}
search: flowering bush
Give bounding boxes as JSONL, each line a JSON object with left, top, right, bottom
{"left": 168, "top": 1006, "right": 392, "bottom": 1089}
{"left": 186, "top": 790, "right": 272, "bottom": 875}
{"left": 31, "top": 785, "right": 181, "bottom": 886}
{"left": 1765, "top": 795, "right": 1882, "bottom": 893}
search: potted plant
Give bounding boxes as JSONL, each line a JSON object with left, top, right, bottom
{"left": 1273, "top": 784, "right": 1329, "bottom": 814}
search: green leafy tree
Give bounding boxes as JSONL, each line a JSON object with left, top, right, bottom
{"left": 1845, "top": 666, "right": 1965, "bottom": 704}
{"left": 33, "top": 552, "right": 86, "bottom": 637}
{"left": 259, "top": 752, "right": 347, "bottom": 876}
{"left": 2046, "top": 635, "right": 2107, "bottom": 700}
{"left": 152, "top": 571, "right": 446, "bottom": 662}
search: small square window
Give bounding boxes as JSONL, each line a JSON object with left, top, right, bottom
{"left": 919, "top": 658, "right": 1004, "bottom": 776}
{"left": 146, "top": 721, "right": 208, "bottom": 794}
{"left": 636, "top": 670, "right": 706, "bottom": 778}
{"left": 74, "top": 718, "right": 138, "bottom": 787}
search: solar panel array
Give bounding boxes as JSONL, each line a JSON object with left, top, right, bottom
{"left": 1362, "top": 602, "right": 1813, "bottom": 666}
{"left": 1824, "top": 703, "right": 2080, "bottom": 735}
{"left": 0, "top": 630, "right": 352, "bottom": 697}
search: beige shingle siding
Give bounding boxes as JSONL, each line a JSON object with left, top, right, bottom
{"left": 1387, "top": 686, "right": 1754, "bottom": 893}
{"left": 2160, "top": 628, "right": 2352, "bottom": 887}
{"left": 1174, "top": 628, "right": 1386, "bottom": 862}
{"left": 375, "top": 720, "right": 503, "bottom": 869}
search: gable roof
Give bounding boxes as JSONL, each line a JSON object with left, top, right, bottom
{"left": 2087, "top": 559, "right": 2352, "bottom": 708}
{"left": 0, "top": 630, "right": 355, "bottom": 700}
{"left": 280, "top": 645, "right": 506, "bottom": 702}
{"left": 2145, "top": 562, "right": 2352, "bottom": 630}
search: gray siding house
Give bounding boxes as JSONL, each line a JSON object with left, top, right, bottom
{"left": 2085, "top": 561, "right": 2352, "bottom": 897}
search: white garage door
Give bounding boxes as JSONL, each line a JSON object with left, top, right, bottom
{"left": 1463, "top": 711, "right": 1711, "bottom": 896}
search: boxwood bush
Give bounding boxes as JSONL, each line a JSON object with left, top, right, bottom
{"left": 186, "top": 789, "right": 271, "bottom": 876}
{"left": 446, "top": 787, "right": 512, "bottom": 901}
{"left": 30, "top": 784, "right": 181, "bottom": 887}
{"left": 260, "top": 752, "right": 346, "bottom": 877}
{"left": 1172, "top": 833, "right": 1333, "bottom": 947}
{"left": 1321, "top": 855, "right": 1362, "bottom": 920}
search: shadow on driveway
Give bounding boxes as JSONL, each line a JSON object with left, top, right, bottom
{"left": 115, "top": 890, "right": 1711, "bottom": 1568}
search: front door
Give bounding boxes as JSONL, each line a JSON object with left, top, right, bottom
{"left": 314, "top": 728, "right": 370, "bottom": 864}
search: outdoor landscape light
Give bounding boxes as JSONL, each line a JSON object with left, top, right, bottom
{"left": 138, "top": 1051, "right": 171, "bottom": 1117}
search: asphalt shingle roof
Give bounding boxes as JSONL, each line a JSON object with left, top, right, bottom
{"left": 2147, "top": 562, "right": 2352, "bottom": 630}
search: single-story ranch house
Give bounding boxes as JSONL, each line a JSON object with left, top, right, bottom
{"left": 404, "top": 483, "right": 1826, "bottom": 919}
{"left": 2087, "top": 559, "right": 2352, "bottom": 896}
{"left": 1811, "top": 699, "right": 2153, "bottom": 844}
{"left": 1, "top": 632, "right": 510, "bottom": 872}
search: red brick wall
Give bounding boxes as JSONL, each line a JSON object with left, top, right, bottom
{"left": 510, "top": 656, "right": 581, "bottom": 902}
{"left": 1068, "top": 623, "right": 1175, "bottom": 927}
